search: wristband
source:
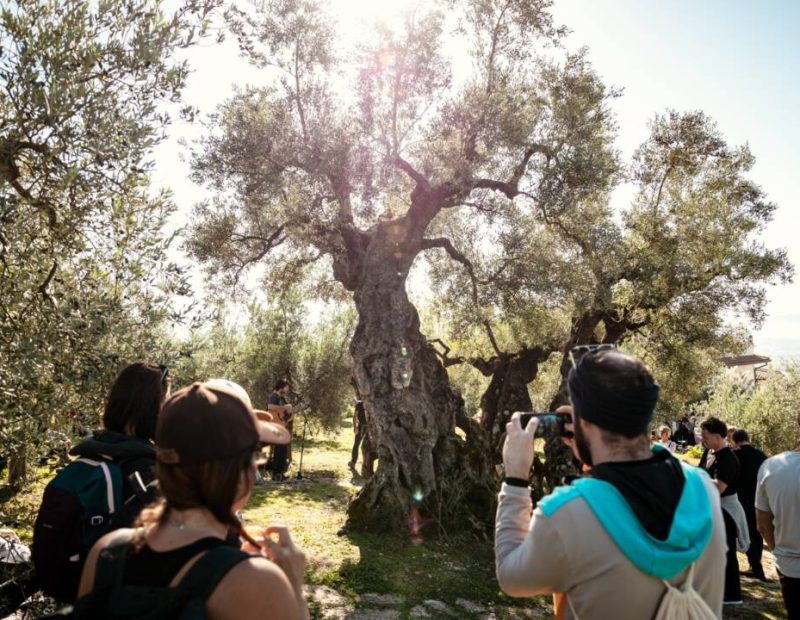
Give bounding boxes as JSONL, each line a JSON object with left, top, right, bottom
{"left": 503, "top": 477, "right": 530, "bottom": 488}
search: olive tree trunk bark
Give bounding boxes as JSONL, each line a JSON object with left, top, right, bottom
{"left": 478, "top": 347, "right": 551, "bottom": 461}
{"left": 345, "top": 220, "right": 495, "bottom": 533}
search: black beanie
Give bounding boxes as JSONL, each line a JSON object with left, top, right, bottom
{"left": 568, "top": 352, "right": 660, "bottom": 437}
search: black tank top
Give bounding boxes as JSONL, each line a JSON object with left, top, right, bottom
{"left": 123, "top": 537, "right": 230, "bottom": 587}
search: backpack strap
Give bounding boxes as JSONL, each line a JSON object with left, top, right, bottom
{"left": 176, "top": 544, "right": 252, "bottom": 597}
{"left": 75, "top": 457, "right": 120, "bottom": 517}
{"left": 661, "top": 561, "right": 695, "bottom": 592}
{"left": 172, "top": 545, "right": 251, "bottom": 617}
{"left": 91, "top": 528, "right": 139, "bottom": 592}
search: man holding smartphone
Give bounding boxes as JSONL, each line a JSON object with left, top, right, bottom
{"left": 495, "top": 348, "right": 727, "bottom": 618}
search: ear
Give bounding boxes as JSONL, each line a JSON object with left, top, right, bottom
{"left": 578, "top": 416, "right": 598, "bottom": 437}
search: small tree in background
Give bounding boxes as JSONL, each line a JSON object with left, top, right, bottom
{"left": 695, "top": 367, "right": 800, "bottom": 455}
{"left": 170, "top": 298, "right": 355, "bottom": 432}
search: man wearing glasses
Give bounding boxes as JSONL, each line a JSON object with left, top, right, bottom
{"left": 495, "top": 348, "right": 726, "bottom": 618}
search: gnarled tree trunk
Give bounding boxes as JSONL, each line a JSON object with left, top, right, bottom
{"left": 345, "top": 218, "right": 495, "bottom": 533}
{"left": 478, "top": 346, "right": 551, "bottom": 461}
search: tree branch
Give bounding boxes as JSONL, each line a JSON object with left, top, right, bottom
{"left": 394, "top": 156, "right": 430, "bottom": 189}
{"left": 652, "top": 164, "right": 674, "bottom": 216}
{"left": 482, "top": 319, "right": 502, "bottom": 356}
{"left": 38, "top": 260, "right": 58, "bottom": 306}
{"left": 469, "top": 355, "right": 499, "bottom": 377}
{"left": 471, "top": 143, "right": 552, "bottom": 198}
{"left": 420, "top": 237, "right": 502, "bottom": 356}
{"left": 429, "top": 338, "right": 465, "bottom": 367}
{"left": 7, "top": 177, "right": 57, "bottom": 227}
{"left": 229, "top": 224, "right": 288, "bottom": 283}
{"left": 538, "top": 204, "right": 590, "bottom": 256}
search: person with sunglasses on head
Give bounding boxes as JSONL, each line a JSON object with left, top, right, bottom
{"left": 495, "top": 348, "right": 727, "bottom": 619}
{"left": 73, "top": 379, "right": 309, "bottom": 619}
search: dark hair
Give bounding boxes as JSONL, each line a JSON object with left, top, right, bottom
{"left": 273, "top": 378, "right": 290, "bottom": 392}
{"left": 700, "top": 416, "right": 727, "bottom": 437}
{"left": 582, "top": 350, "right": 656, "bottom": 393}
{"left": 103, "top": 362, "right": 170, "bottom": 441}
{"left": 572, "top": 350, "right": 658, "bottom": 440}
{"left": 136, "top": 448, "right": 257, "bottom": 548}
{"left": 731, "top": 428, "right": 750, "bottom": 443}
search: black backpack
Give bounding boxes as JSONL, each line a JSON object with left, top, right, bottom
{"left": 56, "top": 529, "right": 251, "bottom": 619}
{"left": 32, "top": 455, "right": 156, "bottom": 602}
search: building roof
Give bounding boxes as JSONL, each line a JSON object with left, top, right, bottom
{"left": 721, "top": 354, "right": 771, "bottom": 367}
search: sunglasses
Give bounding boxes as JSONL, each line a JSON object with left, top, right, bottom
{"left": 569, "top": 343, "right": 617, "bottom": 369}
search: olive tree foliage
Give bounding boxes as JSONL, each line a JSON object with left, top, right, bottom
{"left": 170, "top": 298, "right": 355, "bottom": 431}
{"left": 0, "top": 0, "right": 220, "bottom": 486}
{"left": 0, "top": 190, "right": 193, "bottom": 487}
{"left": 426, "top": 110, "right": 791, "bottom": 485}
{"left": 694, "top": 367, "right": 800, "bottom": 455}
{"left": 187, "top": 0, "right": 622, "bottom": 530}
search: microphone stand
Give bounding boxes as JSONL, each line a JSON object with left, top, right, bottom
{"left": 296, "top": 409, "right": 310, "bottom": 480}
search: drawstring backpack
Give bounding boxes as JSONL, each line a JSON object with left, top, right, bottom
{"left": 564, "top": 563, "right": 717, "bottom": 620}
{"left": 653, "top": 563, "right": 717, "bottom": 620}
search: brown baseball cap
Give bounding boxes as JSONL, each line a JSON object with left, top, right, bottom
{"left": 156, "top": 380, "right": 290, "bottom": 465}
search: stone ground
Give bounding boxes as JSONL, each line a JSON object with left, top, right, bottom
{"left": 305, "top": 585, "right": 552, "bottom": 619}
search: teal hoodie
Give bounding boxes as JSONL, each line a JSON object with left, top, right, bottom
{"left": 538, "top": 454, "right": 713, "bottom": 580}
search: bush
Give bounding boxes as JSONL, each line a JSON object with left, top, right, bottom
{"left": 685, "top": 444, "right": 705, "bottom": 460}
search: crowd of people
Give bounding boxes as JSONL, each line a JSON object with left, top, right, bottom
{"left": 13, "top": 349, "right": 799, "bottom": 618}
{"left": 497, "top": 348, "right": 800, "bottom": 619}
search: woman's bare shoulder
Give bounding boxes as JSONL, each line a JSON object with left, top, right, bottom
{"left": 78, "top": 527, "right": 139, "bottom": 597}
{"left": 208, "top": 556, "right": 301, "bottom": 620}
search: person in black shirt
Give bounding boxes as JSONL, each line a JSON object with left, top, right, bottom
{"left": 348, "top": 399, "right": 367, "bottom": 470}
{"left": 267, "top": 379, "right": 298, "bottom": 481}
{"left": 701, "top": 417, "right": 746, "bottom": 604}
{"left": 732, "top": 428, "right": 769, "bottom": 580}
{"left": 671, "top": 416, "right": 695, "bottom": 447}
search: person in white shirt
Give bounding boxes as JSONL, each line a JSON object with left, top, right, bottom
{"left": 656, "top": 425, "right": 677, "bottom": 452}
{"left": 756, "top": 415, "right": 800, "bottom": 619}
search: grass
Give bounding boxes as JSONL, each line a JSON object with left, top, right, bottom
{"left": 0, "top": 420, "right": 788, "bottom": 619}
{"left": 245, "top": 420, "right": 549, "bottom": 618}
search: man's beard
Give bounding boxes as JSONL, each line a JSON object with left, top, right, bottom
{"left": 573, "top": 416, "right": 594, "bottom": 468}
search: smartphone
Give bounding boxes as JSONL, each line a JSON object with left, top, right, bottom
{"left": 518, "top": 412, "right": 572, "bottom": 438}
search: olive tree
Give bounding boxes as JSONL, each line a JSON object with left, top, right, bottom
{"left": 188, "top": 0, "right": 617, "bottom": 530}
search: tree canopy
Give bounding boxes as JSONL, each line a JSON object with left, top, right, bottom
{"left": 1, "top": 0, "right": 220, "bottom": 485}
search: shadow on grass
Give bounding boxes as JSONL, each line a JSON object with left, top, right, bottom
{"left": 324, "top": 528, "right": 552, "bottom": 618}
{"left": 294, "top": 436, "right": 347, "bottom": 451}
{"left": 251, "top": 475, "right": 354, "bottom": 508}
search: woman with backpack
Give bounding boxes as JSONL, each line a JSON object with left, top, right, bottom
{"left": 33, "top": 362, "right": 171, "bottom": 602}
{"left": 72, "top": 362, "right": 171, "bottom": 520}
{"left": 73, "top": 380, "right": 309, "bottom": 619}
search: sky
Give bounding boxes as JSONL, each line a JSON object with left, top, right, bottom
{"left": 152, "top": 0, "right": 800, "bottom": 360}
{"left": 548, "top": 0, "right": 800, "bottom": 361}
